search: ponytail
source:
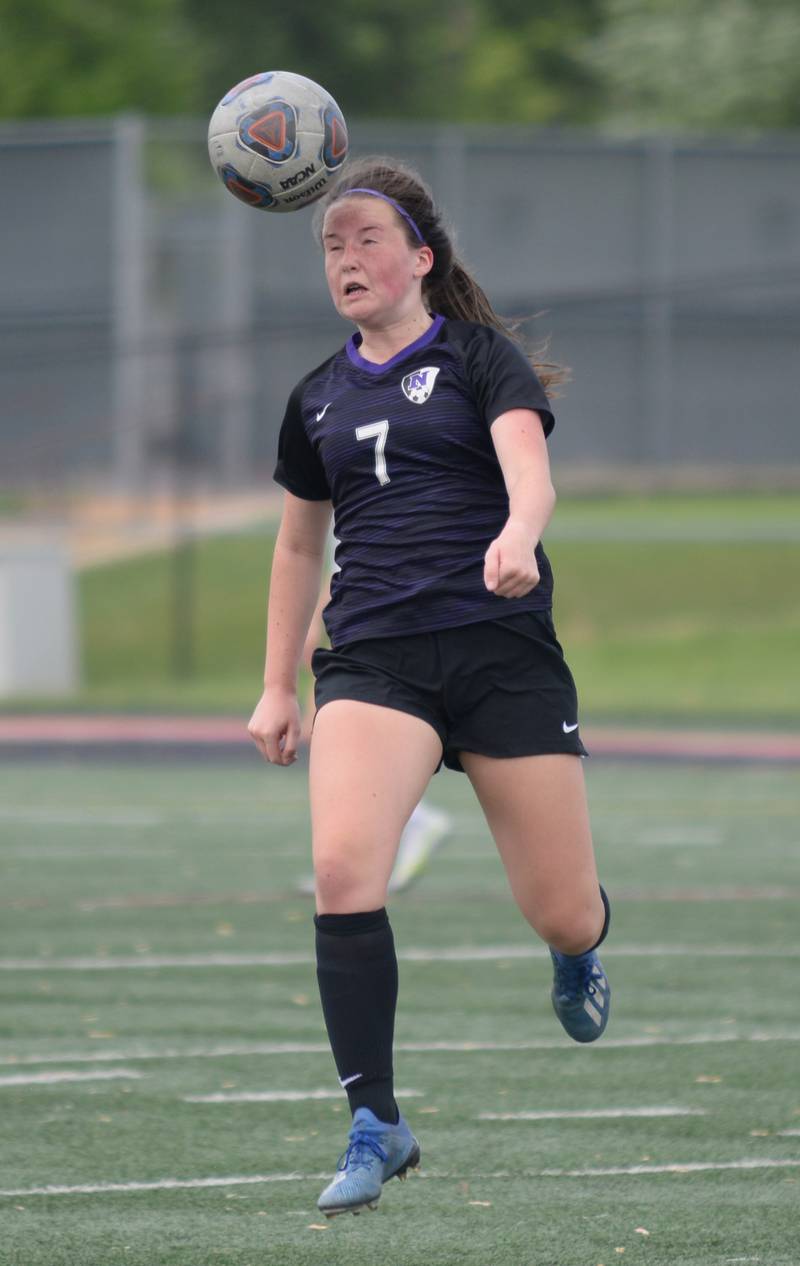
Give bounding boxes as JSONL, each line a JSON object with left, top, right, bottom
{"left": 427, "top": 262, "right": 565, "bottom": 395}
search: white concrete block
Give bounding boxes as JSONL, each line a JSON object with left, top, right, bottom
{"left": 0, "top": 538, "right": 80, "bottom": 696}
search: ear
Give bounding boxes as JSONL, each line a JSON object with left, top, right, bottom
{"left": 413, "top": 245, "right": 434, "bottom": 279}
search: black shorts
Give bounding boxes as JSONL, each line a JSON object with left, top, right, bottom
{"left": 312, "top": 610, "right": 588, "bottom": 773}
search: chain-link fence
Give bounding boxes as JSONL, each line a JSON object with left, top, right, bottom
{"left": 3, "top": 117, "right": 800, "bottom": 492}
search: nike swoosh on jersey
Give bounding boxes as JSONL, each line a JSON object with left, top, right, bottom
{"left": 316, "top": 402, "right": 332, "bottom": 422}
{"left": 562, "top": 721, "right": 579, "bottom": 733}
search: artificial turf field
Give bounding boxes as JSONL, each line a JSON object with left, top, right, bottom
{"left": 1, "top": 756, "right": 798, "bottom": 1266}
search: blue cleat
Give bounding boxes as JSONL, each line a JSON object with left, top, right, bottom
{"left": 317, "top": 1106, "right": 420, "bottom": 1217}
{"left": 550, "top": 947, "right": 611, "bottom": 1043}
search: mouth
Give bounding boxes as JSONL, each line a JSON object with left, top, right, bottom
{"left": 343, "top": 282, "right": 368, "bottom": 297}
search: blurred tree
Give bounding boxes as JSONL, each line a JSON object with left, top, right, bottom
{"left": 458, "top": 0, "right": 603, "bottom": 123}
{"left": 582, "top": 0, "right": 800, "bottom": 130}
{"left": 184, "top": 0, "right": 604, "bottom": 123}
{"left": 0, "top": 0, "right": 599, "bottom": 125}
{"left": 0, "top": 0, "right": 205, "bottom": 117}
{"left": 2, "top": 0, "right": 796, "bottom": 132}
{"left": 187, "top": 0, "right": 466, "bottom": 117}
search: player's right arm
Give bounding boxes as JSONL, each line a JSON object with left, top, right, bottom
{"left": 248, "top": 492, "right": 332, "bottom": 766}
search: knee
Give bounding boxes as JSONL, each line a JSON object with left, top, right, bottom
{"left": 313, "top": 847, "right": 357, "bottom": 908}
{"left": 535, "top": 894, "right": 605, "bottom": 956}
{"left": 313, "top": 841, "right": 381, "bottom": 912}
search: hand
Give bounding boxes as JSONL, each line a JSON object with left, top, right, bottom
{"left": 483, "top": 520, "right": 540, "bottom": 599}
{"left": 247, "top": 687, "right": 302, "bottom": 766}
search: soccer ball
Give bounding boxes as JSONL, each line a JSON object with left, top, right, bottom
{"left": 207, "top": 70, "right": 348, "bottom": 213}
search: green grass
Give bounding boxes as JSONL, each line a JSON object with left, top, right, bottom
{"left": 544, "top": 491, "right": 800, "bottom": 541}
{"left": 0, "top": 490, "right": 28, "bottom": 517}
{"left": 3, "top": 492, "right": 800, "bottom": 721}
{"left": 549, "top": 539, "right": 800, "bottom": 720}
{"left": 1, "top": 757, "right": 799, "bottom": 1265}
{"left": 77, "top": 531, "right": 270, "bottom": 707}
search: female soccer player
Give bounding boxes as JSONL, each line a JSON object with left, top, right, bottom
{"left": 248, "top": 157, "right": 611, "bottom": 1217}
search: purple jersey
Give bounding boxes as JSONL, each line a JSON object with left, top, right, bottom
{"left": 274, "top": 316, "right": 556, "bottom": 648}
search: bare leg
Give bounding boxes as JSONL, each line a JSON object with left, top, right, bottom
{"left": 310, "top": 700, "right": 443, "bottom": 912}
{"left": 460, "top": 752, "right": 604, "bottom": 954}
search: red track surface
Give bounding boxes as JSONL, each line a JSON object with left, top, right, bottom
{"left": 0, "top": 716, "right": 798, "bottom": 762}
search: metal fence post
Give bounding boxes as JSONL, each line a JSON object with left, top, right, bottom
{"left": 217, "top": 197, "right": 255, "bottom": 487}
{"left": 640, "top": 138, "right": 676, "bottom": 465}
{"left": 111, "top": 114, "right": 148, "bottom": 491}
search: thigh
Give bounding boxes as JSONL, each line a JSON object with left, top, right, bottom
{"left": 461, "top": 751, "right": 601, "bottom": 946}
{"left": 310, "top": 699, "right": 443, "bottom": 912}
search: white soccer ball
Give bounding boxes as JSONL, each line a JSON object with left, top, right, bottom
{"left": 208, "top": 70, "right": 348, "bottom": 213}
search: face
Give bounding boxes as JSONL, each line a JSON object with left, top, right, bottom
{"left": 321, "top": 196, "right": 433, "bottom": 328}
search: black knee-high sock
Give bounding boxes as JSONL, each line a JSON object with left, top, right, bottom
{"left": 314, "top": 908, "right": 399, "bottom": 1124}
{"left": 590, "top": 884, "right": 611, "bottom": 951}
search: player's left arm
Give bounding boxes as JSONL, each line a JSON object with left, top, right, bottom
{"left": 485, "top": 408, "right": 556, "bottom": 599}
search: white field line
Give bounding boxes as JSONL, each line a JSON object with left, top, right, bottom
{"left": 2, "top": 1158, "right": 800, "bottom": 1199}
{"left": 0, "top": 796, "right": 789, "bottom": 831}
{"left": 777, "top": 1129, "right": 800, "bottom": 1136}
{"left": 54, "top": 885, "right": 800, "bottom": 912}
{"left": 0, "top": 808, "right": 306, "bottom": 829}
{"left": 0, "top": 808, "right": 164, "bottom": 827}
{"left": 479, "top": 1107, "right": 707, "bottom": 1121}
{"left": 0, "top": 849, "right": 177, "bottom": 861}
{"left": 1, "top": 943, "right": 799, "bottom": 971}
{"left": 634, "top": 827, "right": 722, "bottom": 847}
{"left": 0, "top": 1068, "right": 143, "bottom": 1088}
{"left": 3, "top": 1030, "right": 800, "bottom": 1068}
{"left": 0, "top": 1174, "right": 321, "bottom": 1198}
{"left": 183, "top": 1087, "right": 422, "bottom": 1103}
{"left": 0, "top": 951, "right": 308, "bottom": 970}
{"left": 502, "top": 1160, "right": 800, "bottom": 1178}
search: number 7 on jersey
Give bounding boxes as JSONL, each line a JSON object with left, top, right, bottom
{"left": 355, "top": 420, "right": 390, "bottom": 486}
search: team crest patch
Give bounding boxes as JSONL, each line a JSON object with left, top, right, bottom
{"left": 401, "top": 366, "right": 440, "bottom": 404}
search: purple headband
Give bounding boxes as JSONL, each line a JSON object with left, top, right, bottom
{"left": 340, "top": 187, "right": 426, "bottom": 244}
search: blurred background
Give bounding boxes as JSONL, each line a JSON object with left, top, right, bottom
{"left": 2, "top": 15, "right": 799, "bottom": 1261}
{"left": 1, "top": 0, "right": 798, "bottom": 725}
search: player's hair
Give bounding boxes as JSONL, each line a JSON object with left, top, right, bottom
{"left": 314, "top": 156, "right": 566, "bottom": 392}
